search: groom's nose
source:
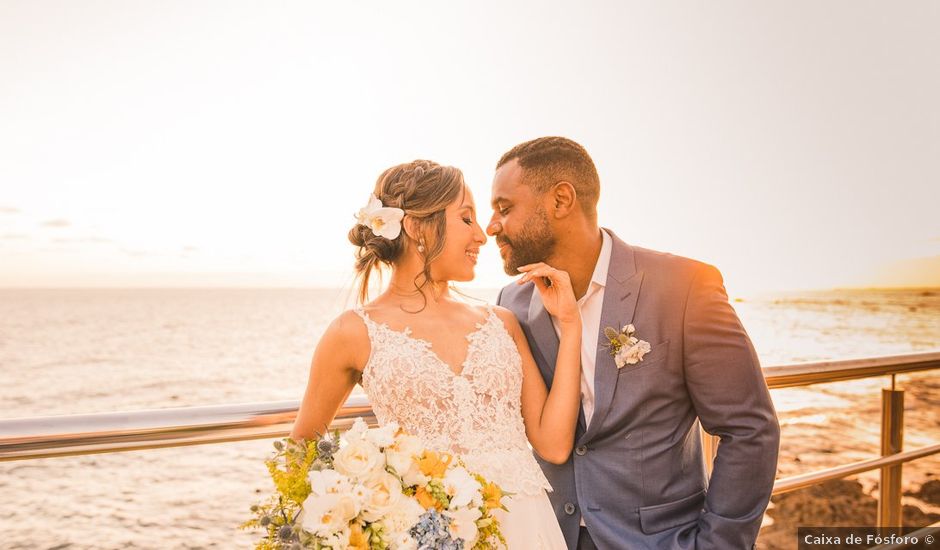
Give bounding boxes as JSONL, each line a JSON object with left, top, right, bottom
{"left": 486, "top": 217, "right": 501, "bottom": 237}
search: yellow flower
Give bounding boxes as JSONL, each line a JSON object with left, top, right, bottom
{"left": 482, "top": 481, "right": 503, "bottom": 510}
{"left": 415, "top": 486, "right": 443, "bottom": 511}
{"left": 348, "top": 522, "right": 369, "bottom": 550}
{"left": 417, "top": 450, "right": 452, "bottom": 478}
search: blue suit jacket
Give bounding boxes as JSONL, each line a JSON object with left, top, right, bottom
{"left": 497, "top": 229, "right": 779, "bottom": 549}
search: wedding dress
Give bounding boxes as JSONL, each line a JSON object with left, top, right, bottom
{"left": 353, "top": 305, "right": 568, "bottom": 549}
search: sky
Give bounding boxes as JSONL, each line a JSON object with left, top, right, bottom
{"left": 1, "top": 1, "right": 938, "bottom": 295}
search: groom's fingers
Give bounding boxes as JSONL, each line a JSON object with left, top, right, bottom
{"left": 516, "top": 262, "right": 548, "bottom": 273}
{"left": 518, "top": 265, "right": 560, "bottom": 287}
{"left": 517, "top": 262, "right": 544, "bottom": 285}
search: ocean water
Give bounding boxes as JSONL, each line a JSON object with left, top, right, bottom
{"left": 0, "top": 287, "right": 938, "bottom": 549}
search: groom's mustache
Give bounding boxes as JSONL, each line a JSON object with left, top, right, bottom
{"left": 496, "top": 237, "right": 512, "bottom": 248}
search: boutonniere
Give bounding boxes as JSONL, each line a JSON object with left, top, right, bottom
{"left": 603, "top": 324, "right": 652, "bottom": 368}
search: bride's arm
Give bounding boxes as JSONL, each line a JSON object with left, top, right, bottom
{"left": 289, "top": 311, "right": 368, "bottom": 443}
{"left": 498, "top": 263, "right": 582, "bottom": 465}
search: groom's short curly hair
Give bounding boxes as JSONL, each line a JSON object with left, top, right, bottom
{"left": 496, "top": 136, "right": 600, "bottom": 218}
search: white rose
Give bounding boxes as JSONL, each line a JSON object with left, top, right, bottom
{"left": 444, "top": 506, "right": 482, "bottom": 543}
{"left": 308, "top": 469, "right": 351, "bottom": 496}
{"left": 345, "top": 417, "right": 370, "bottom": 442}
{"left": 382, "top": 497, "right": 424, "bottom": 535}
{"left": 333, "top": 438, "right": 384, "bottom": 481}
{"left": 361, "top": 470, "right": 404, "bottom": 522}
{"left": 365, "top": 421, "right": 399, "bottom": 448}
{"left": 443, "top": 466, "right": 482, "bottom": 510}
{"left": 350, "top": 482, "right": 373, "bottom": 509}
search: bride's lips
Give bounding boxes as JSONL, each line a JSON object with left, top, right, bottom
{"left": 466, "top": 248, "right": 479, "bottom": 264}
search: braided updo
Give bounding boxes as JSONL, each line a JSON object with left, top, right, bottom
{"left": 348, "top": 160, "right": 466, "bottom": 304}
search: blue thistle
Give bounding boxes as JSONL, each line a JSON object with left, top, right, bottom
{"left": 316, "top": 438, "right": 337, "bottom": 457}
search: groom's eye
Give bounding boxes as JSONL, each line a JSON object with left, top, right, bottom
{"left": 499, "top": 207, "right": 510, "bottom": 215}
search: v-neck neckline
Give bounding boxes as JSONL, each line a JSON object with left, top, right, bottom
{"left": 359, "top": 308, "right": 495, "bottom": 377}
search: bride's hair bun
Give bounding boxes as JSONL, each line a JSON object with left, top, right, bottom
{"left": 347, "top": 222, "right": 402, "bottom": 269}
{"left": 350, "top": 160, "right": 465, "bottom": 304}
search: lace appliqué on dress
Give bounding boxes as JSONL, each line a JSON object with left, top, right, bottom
{"left": 353, "top": 305, "right": 553, "bottom": 497}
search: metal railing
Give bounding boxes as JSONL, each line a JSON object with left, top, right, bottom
{"left": 718, "top": 351, "right": 940, "bottom": 530}
{"left": 2, "top": 351, "right": 939, "bottom": 530}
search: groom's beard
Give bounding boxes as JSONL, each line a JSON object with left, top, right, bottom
{"left": 498, "top": 206, "right": 557, "bottom": 276}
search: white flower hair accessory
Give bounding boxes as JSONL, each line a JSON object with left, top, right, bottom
{"left": 355, "top": 194, "right": 405, "bottom": 240}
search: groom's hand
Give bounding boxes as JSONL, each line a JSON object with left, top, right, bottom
{"left": 517, "top": 262, "right": 579, "bottom": 325}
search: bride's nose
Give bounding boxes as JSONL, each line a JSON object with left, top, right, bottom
{"left": 473, "top": 220, "right": 487, "bottom": 245}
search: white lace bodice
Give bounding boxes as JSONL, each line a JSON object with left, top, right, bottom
{"left": 353, "top": 305, "right": 552, "bottom": 496}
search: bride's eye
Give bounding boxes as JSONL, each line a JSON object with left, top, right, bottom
{"left": 463, "top": 217, "right": 473, "bottom": 225}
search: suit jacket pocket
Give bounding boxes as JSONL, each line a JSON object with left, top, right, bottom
{"left": 638, "top": 488, "right": 705, "bottom": 535}
{"left": 617, "top": 340, "right": 669, "bottom": 375}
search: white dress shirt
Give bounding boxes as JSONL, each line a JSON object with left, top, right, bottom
{"left": 549, "top": 229, "right": 612, "bottom": 430}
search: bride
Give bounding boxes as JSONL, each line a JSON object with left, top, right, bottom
{"left": 290, "top": 160, "right": 582, "bottom": 548}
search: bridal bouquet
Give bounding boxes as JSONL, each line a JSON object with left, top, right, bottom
{"left": 239, "top": 418, "right": 508, "bottom": 549}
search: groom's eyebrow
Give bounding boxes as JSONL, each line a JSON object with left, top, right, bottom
{"left": 491, "top": 196, "right": 506, "bottom": 208}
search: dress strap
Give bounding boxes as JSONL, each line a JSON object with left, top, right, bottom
{"left": 351, "top": 307, "right": 376, "bottom": 334}
{"left": 483, "top": 302, "right": 498, "bottom": 320}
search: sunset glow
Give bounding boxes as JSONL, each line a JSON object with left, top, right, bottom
{"left": 2, "top": 2, "right": 937, "bottom": 295}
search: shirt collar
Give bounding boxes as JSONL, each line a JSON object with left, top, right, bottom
{"left": 589, "top": 229, "right": 613, "bottom": 290}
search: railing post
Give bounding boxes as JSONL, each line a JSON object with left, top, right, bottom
{"left": 878, "top": 384, "right": 904, "bottom": 529}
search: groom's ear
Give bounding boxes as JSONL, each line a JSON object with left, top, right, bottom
{"left": 549, "top": 181, "right": 578, "bottom": 219}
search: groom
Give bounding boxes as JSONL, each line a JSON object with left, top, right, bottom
{"left": 490, "top": 137, "right": 780, "bottom": 550}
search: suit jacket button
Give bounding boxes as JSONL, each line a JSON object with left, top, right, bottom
{"left": 575, "top": 445, "right": 587, "bottom": 456}
{"left": 564, "top": 503, "right": 576, "bottom": 515}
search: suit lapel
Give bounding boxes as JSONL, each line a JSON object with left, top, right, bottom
{"left": 529, "top": 278, "right": 591, "bottom": 433}
{"left": 527, "top": 287, "right": 560, "bottom": 382}
{"left": 579, "top": 230, "right": 643, "bottom": 445}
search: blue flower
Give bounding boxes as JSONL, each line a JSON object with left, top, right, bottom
{"left": 409, "top": 509, "right": 464, "bottom": 550}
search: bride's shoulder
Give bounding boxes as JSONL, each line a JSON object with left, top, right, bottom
{"left": 322, "top": 309, "right": 371, "bottom": 345}
{"left": 304, "top": 309, "right": 372, "bottom": 373}
{"left": 488, "top": 304, "right": 523, "bottom": 337}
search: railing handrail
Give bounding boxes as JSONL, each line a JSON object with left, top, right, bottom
{"left": 1, "top": 351, "right": 938, "bottom": 463}
{"left": 763, "top": 351, "right": 940, "bottom": 388}
{"left": 772, "top": 442, "right": 940, "bottom": 495}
